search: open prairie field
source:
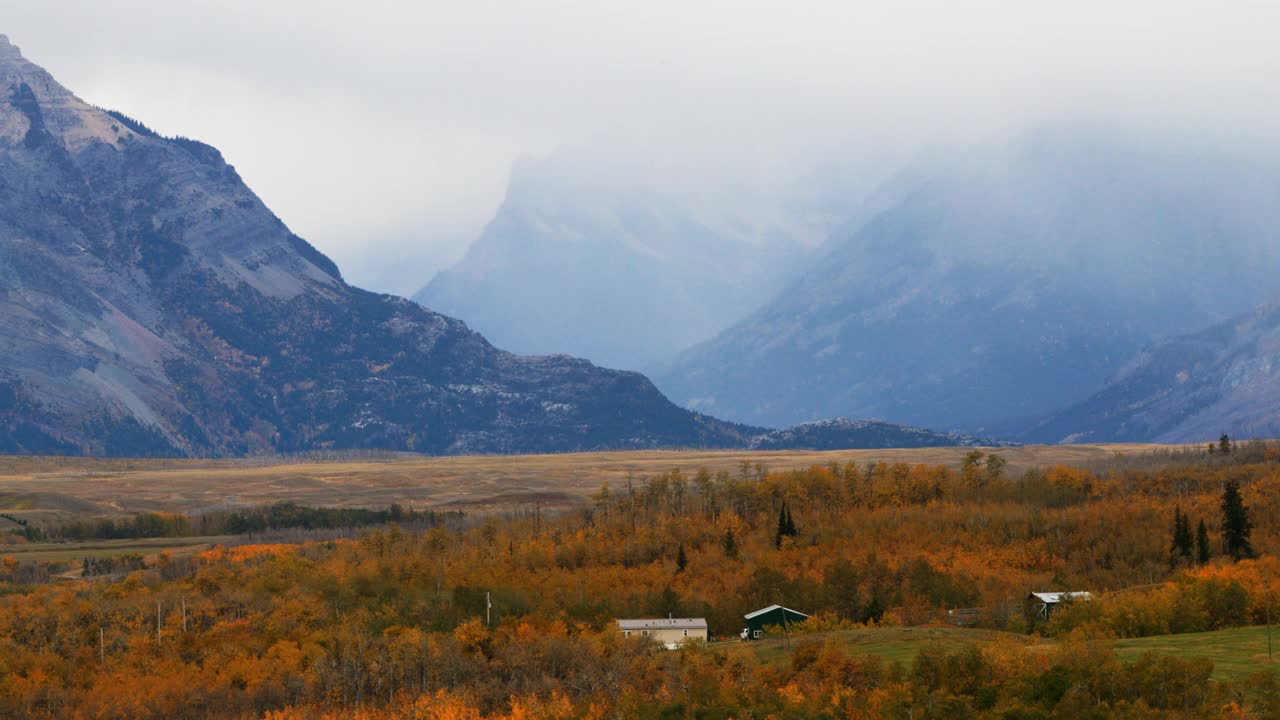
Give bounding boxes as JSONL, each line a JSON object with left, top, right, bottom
{"left": 0, "top": 443, "right": 1178, "bottom": 523}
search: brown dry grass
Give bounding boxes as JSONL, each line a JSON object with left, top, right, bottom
{"left": 0, "top": 443, "right": 1179, "bottom": 523}
{"left": 0, "top": 535, "right": 234, "bottom": 563}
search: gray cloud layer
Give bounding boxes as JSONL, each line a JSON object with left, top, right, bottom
{"left": 4, "top": 1, "right": 1278, "bottom": 294}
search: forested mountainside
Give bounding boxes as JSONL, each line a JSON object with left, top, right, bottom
{"left": 746, "top": 418, "right": 997, "bottom": 450}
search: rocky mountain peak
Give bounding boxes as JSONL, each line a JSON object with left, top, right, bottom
{"left": 0, "top": 35, "right": 21, "bottom": 60}
{"left": 0, "top": 35, "right": 132, "bottom": 152}
{"left": 0, "top": 38, "right": 770, "bottom": 457}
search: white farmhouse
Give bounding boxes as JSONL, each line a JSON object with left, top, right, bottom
{"left": 617, "top": 617, "right": 709, "bottom": 649}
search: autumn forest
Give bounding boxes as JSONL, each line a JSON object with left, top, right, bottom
{"left": 2, "top": 444, "right": 1280, "bottom": 719}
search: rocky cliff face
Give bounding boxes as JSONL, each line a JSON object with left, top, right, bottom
{"left": 0, "top": 35, "right": 756, "bottom": 456}
{"left": 1025, "top": 303, "right": 1280, "bottom": 444}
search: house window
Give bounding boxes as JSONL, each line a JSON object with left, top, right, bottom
{"left": 642, "top": 630, "right": 649, "bottom": 636}
{"left": 624, "top": 631, "right": 631, "bottom": 637}
{"left": 753, "top": 630, "right": 762, "bottom": 638}
{"left": 683, "top": 630, "right": 688, "bottom": 636}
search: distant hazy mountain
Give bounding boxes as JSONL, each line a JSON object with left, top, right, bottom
{"left": 1025, "top": 303, "right": 1280, "bottom": 444}
{"left": 747, "top": 418, "right": 997, "bottom": 451}
{"left": 655, "top": 131, "right": 1280, "bottom": 434}
{"left": 0, "top": 35, "right": 758, "bottom": 456}
{"left": 414, "top": 154, "right": 841, "bottom": 369}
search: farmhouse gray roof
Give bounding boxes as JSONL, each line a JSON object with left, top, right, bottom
{"left": 744, "top": 604, "right": 809, "bottom": 620}
{"left": 1029, "top": 592, "right": 1091, "bottom": 604}
{"left": 617, "top": 618, "right": 708, "bottom": 630}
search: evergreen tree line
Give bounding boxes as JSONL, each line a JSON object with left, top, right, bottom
{"left": 1170, "top": 480, "right": 1255, "bottom": 565}
{"left": 80, "top": 553, "right": 146, "bottom": 577}
{"left": 18, "top": 503, "right": 458, "bottom": 542}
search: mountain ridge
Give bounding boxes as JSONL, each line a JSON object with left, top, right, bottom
{"left": 1024, "top": 301, "right": 1280, "bottom": 444}
{"left": 0, "top": 36, "right": 764, "bottom": 457}
{"left": 747, "top": 418, "right": 1003, "bottom": 451}
{"left": 0, "top": 35, "right": 995, "bottom": 458}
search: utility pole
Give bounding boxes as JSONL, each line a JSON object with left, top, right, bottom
{"left": 182, "top": 597, "right": 187, "bottom": 633}
{"left": 486, "top": 591, "right": 492, "bottom": 627}
{"left": 99, "top": 626, "right": 104, "bottom": 663}
{"left": 1267, "top": 585, "right": 1274, "bottom": 662}
{"left": 780, "top": 602, "right": 791, "bottom": 650}
{"left": 156, "top": 601, "right": 161, "bottom": 645}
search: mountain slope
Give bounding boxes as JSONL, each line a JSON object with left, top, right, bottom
{"left": 414, "top": 154, "right": 833, "bottom": 369}
{"left": 1025, "top": 303, "right": 1280, "bottom": 444}
{"left": 0, "top": 35, "right": 755, "bottom": 456}
{"left": 655, "top": 132, "right": 1280, "bottom": 433}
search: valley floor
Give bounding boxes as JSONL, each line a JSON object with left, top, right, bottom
{"left": 0, "top": 443, "right": 1184, "bottom": 523}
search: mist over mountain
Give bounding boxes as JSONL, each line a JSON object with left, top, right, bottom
{"left": 414, "top": 153, "right": 868, "bottom": 369}
{"left": 1026, "top": 302, "right": 1280, "bottom": 444}
{"left": 11, "top": 2, "right": 1276, "bottom": 302}
{"left": 0, "top": 35, "right": 762, "bottom": 457}
{"left": 654, "top": 129, "right": 1280, "bottom": 435}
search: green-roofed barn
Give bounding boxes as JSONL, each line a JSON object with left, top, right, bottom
{"left": 741, "top": 605, "right": 809, "bottom": 640}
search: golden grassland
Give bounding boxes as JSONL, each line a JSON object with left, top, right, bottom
{"left": 0, "top": 536, "right": 235, "bottom": 563}
{"left": 0, "top": 443, "right": 1181, "bottom": 524}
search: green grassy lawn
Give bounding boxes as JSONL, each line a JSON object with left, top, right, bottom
{"left": 1114, "top": 626, "right": 1280, "bottom": 681}
{"left": 738, "top": 625, "right": 1280, "bottom": 682}
{"left": 741, "top": 626, "right": 1035, "bottom": 667}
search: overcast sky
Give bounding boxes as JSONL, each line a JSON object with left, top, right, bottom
{"left": 4, "top": 1, "right": 1278, "bottom": 295}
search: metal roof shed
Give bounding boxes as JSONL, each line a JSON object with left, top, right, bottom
{"left": 742, "top": 605, "right": 809, "bottom": 640}
{"left": 1028, "top": 591, "right": 1092, "bottom": 620}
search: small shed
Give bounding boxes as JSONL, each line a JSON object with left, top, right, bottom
{"left": 741, "top": 605, "right": 809, "bottom": 640}
{"left": 1028, "top": 591, "right": 1091, "bottom": 620}
{"left": 618, "top": 617, "right": 708, "bottom": 649}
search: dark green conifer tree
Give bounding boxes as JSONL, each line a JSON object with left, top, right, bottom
{"left": 722, "top": 528, "right": 738, "bottom": 559}
{"left": 1221, "top": 481, "right": 1255, "bottom": 561}
{"left": 774, "top": 501, "right": 798, "bottom": 549}
{"left": 1196, "top": 518, "right": 1212, "bottom": 565}
{"left": 1171, "top": 506, "right": 1193, "bottom": 563}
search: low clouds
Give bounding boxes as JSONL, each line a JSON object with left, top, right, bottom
{"left": 4, "top": 1, "right": 1278, "bottom": 294}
